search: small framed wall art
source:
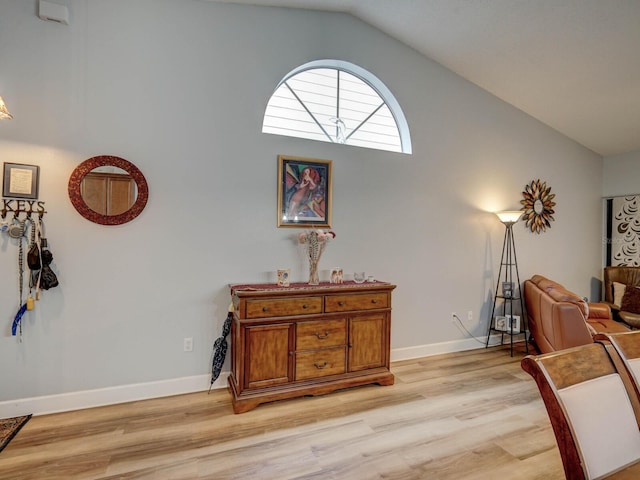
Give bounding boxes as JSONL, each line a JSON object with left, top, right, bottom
{"left": 507, "top": 315, "right": 521, "bottom": 334}
{"left": 494, "top": 314, "right": 521, "bottom": 333}
{"left": 3, "top": 162, "right": 40, "bottom": 199}
{"left": 277, "top": 155, "right": 332, "bottom": 228}
{"left": 494, "top": 316, "right": 508, "bottom": 331}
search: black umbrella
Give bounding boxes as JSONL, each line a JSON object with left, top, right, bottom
{"left": 209, "top": 312, "right": 232, "bottom": 393}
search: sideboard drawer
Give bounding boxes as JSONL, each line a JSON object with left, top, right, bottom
{"left": 296, "top": 319, "right": 346, "bottom": 350}
{"left": 325, "top": 293, "right": 388, "bottom": 312}
{"left": 295, "top": 347, "right": 346, "bottom": 380}
{"left": 246, "top": 297, "right": 323, "bottom": 318}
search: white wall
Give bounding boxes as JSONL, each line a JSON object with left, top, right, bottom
{"left": 603, "top": 149, "right": 640, "bottom": 197}
{"left": 602, "top": 149, "right": 640, "bottom": 269}
{"left": 0, "top": 0, "right": 604, "bottom": 414}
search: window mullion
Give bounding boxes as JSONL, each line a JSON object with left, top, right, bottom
{"left": 344, "top": 102, "right": 385, "bottom": 142}
{"left": 284, "top": 81, "right": 334, "bottom": 142}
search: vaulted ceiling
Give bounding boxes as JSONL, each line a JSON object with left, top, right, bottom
{"left": 214, "top": 0, "right": 640, "bottom": 157}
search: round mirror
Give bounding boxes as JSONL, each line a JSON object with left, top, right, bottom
{"left": 534, "top": 198, "right": 544, "bottom": 214}
{"left": 68, "top": 155, "right": 149, "bottom": 225}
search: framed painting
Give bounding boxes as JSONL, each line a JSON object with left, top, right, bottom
{"left": 277, "top": 155, "right": 332, "bottom": 228}
{"left": 3, "top": 163, "right": 40, "bottom": 199}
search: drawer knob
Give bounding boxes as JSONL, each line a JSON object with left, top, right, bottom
{"left": 371, "top": 299, "right": 378, "bottom": 304}
{"left": 302, "top": 304, "right": 309, "bottom": 309}
{"left": 313, "top": 361, "right": 328, "bottom": 369}
{"left": 314, "top": 331, "right": 330, "bottom": 340}
{"left": 262, "top": 307, "right": 269, "bottom": 312}
{"left": 338, "top": 301, "right": 345, "bottom": 306}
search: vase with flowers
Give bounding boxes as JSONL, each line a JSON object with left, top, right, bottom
{"left": 298, "top": 229, "right": 336, "bottom": 285}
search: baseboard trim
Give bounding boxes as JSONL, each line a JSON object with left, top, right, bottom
{"left": 0, "top": 374, "right": 228, "bottom": 419}
{"left": 1, "top": 337, "right": 523, "bottom": 418}
{"left": 390, "top": 334, "right": 526, "bottom": 362}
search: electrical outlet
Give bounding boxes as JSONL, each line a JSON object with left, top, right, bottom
{"left": 468, "top": 310, "right": 473, "bottom": 322}
{"left": 183, "top": 337, "right": 193, "bottom": 352}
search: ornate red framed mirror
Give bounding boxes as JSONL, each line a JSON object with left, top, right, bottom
{"left": 68, "top": 155, "right": 149, "bottom": 225}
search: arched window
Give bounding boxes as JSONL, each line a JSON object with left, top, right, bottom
{"left": 263, "top": 60, "right": 412, "bottom": 154}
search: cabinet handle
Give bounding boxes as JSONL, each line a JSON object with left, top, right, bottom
{"left": 348, "top": 343, "right": 353, "bottom": 348}
{"left": 313, "top": 361, "right": 328, "bottom": 369}
{"left": 314, "top": 331, "right": 329, "bottom": 340}
{"left": 338, "top": 301, "right": 345, "bottom": 306}
{"left": 262, "top": 307, "right": 269, "bottom": 312}
{"left": 371, "top": 299, "right": 378, "bottom": 304}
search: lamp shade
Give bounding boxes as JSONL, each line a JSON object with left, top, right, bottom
{"left": 0, "top": 96, "right": 13, "bottom": 119}
{"left": 496, "top": 210, "right": 523, "bottom": 224}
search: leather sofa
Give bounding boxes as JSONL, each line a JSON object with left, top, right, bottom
{"left": 603, "top": 266, "right": 640, "bottom": 328}
{"left": 524, "top": 274, "right": 629, "bottom": 354}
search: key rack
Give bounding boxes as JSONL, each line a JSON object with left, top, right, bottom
{"left": 1, "top": 198, "right": 47, "bottom": 219}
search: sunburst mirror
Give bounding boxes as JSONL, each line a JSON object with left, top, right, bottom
{"left": 521, "top": 179, "right": 556, "bottom": 233}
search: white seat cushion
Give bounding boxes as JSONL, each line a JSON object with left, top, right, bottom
{"left": 559, "top": 373, "right": 640, "bottom": 479}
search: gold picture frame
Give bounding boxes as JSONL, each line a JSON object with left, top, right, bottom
{"left": 277, "top": 155, "right": 332, "bottom": 228}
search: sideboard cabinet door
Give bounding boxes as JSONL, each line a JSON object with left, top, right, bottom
{"left": 348, "top": 313, "right": 387, "bottom": 372}
{"left": 244, "top": 323, "right": 293, "bottom": 389}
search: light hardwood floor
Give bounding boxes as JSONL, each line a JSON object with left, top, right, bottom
{"left": 0, "top": 344, "right": 565, "bottom": 479}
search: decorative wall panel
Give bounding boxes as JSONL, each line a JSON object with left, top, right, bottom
{"left": 607, "top": 195, "right": 640, "bottom": 266}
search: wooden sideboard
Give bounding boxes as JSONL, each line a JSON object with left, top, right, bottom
{"left": 228, "top": 281, "right": 396, "bottom": 413}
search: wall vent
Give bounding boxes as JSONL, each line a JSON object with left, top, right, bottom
{"left": 38, "top": 0, "right": 70, "bottom": 25}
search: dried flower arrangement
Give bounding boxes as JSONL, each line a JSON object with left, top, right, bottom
{"left": 298, "top": 230, "right": 336, "bottom": 284}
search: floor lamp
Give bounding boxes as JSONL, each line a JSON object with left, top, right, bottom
{"left": 485, "top": 211, "right": 528, "bottom": 356}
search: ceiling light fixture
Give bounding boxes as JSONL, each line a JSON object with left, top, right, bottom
{"left": 0, "top": 96, "right": 13, "bottom": 120}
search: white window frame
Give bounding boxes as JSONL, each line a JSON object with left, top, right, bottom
{"left": 263, "top": 59, "right": 412, "bottom": 154}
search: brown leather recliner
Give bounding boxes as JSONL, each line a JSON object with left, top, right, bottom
{"left": 603, "top": 266, "right": 640, "bottom": 328}
{"left": 524, "top": 274, "right": 629, "bottom": 354}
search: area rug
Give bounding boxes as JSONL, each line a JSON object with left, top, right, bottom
{"left": 0, "top": 415, "right": 31, "bottom": 453}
